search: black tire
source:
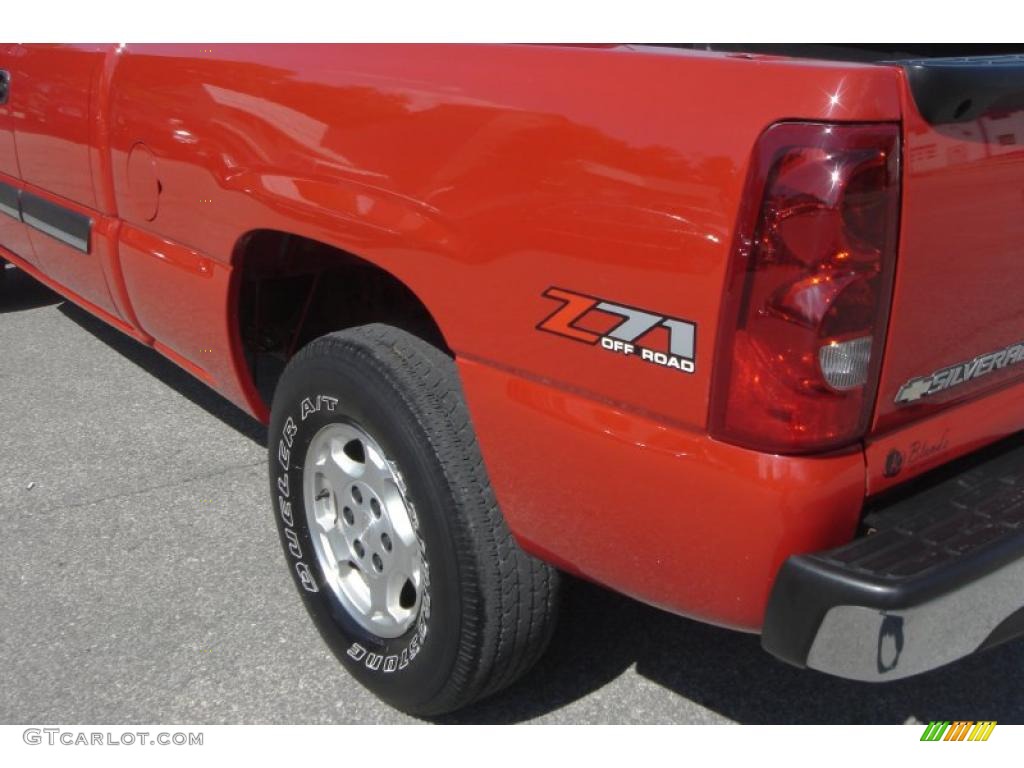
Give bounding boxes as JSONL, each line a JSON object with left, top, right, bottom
{"left": 268, "top": 323, "right": 559, "bottom": 716}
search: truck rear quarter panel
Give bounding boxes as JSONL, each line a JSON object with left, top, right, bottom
{"left": 106, "top": 45, "right": 900, "bottom": 428}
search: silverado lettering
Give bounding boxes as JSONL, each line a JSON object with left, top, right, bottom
{"left": 895, "top": 340, "right": 1024, "bottom": 404}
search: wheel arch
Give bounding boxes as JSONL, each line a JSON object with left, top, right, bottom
{"left": 228, "top": 227, "right": 452, "bottom": 417}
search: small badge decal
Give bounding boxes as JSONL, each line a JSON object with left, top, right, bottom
{"left": 884, "top": 449, "right": 904, "bottom": 478}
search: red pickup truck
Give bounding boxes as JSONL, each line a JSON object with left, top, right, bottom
{"left": 3, "top": 43, "right": 1024, "bottom": 716}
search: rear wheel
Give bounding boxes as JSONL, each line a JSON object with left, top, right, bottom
{"left": 268, "top": 324, "right": 559, "bottom": 716}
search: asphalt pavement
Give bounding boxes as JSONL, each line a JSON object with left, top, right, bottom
{"left": 2, "top": 263, "right": 1023, "bottom": 724}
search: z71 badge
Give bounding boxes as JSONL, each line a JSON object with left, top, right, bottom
{"left": 538, "top": 287, "right": 697, "bottom": 373}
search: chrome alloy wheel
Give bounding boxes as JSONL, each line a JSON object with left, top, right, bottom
{"left": 302, "top": 421, "right": 424, "bottom": 638}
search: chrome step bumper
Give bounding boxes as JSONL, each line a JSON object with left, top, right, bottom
{"left": 762, "top": 435, "right": 1024, "bottom": 681}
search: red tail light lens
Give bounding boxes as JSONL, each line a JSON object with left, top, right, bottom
{"left": 710, "top": 122, "right": 900, "bottom": 454}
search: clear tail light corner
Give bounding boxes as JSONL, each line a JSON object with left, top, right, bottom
{"left": 710, "top": 121, "right": 901, "bottom": 455}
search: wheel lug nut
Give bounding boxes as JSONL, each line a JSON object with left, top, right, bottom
{"left": 351, "top": 486, "right": 363, "bottom": 505}
{"left": 342, "top": 506, "right": 354, "bottom": 526}
{"left": 372, "top": 553, "right": 384, "bottom": 572}
{"left": 381, "top": 532, "right": 392, "bottom": 552}
{"left": 370, "top": 498, "right": 382, "bottom": 518}
{"left": 353, "top": 539, "right": 365, "bottom": 558}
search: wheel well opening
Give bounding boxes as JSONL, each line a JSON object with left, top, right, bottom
{"left": 235, "top": 230, "right": 449, "bottom": 410}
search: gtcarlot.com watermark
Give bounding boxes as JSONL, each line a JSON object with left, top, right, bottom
{"left": 23, "top": 728, "right": 203, "bottom": 746}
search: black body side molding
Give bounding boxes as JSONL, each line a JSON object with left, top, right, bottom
{"left": 0, "top": 179, "right": 19, "bottom": 220}
{"left": 20, "top": 192, "right": 91, "bottom": 254}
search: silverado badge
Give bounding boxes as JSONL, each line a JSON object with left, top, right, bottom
{"left": 895, "top": 340, "right": 1024, "bottom": 404}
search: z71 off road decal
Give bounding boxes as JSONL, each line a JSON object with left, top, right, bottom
{"left": 538, "top": 287, "right": 697, "bottom": 374}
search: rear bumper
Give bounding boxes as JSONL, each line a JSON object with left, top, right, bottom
{"left": 762, "top": 435, "right": 1024, "bottom": 681}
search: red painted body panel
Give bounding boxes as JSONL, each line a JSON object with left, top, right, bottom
{"left": 119, "top": 223, "right": 244, "bottom": 402}
{"left": 102, "top": 44, "right": 901, "bottom": 430}
{"left": 0, "top": 45, "right": 35, "bottom": 267}
{"left": 866, "top": 380, "right": 1024, "bottom": 496}
{"left": 4, "top": 44, "right": 104, "bottom": 210}
{"left": 459, "top": 357, "right": 865, "bottom": 630}
{"left": 19, "top": 179, "right": 122, "bottom": 317}
{"left": 0, "top": 239, "right": 143, "bottom": 342}
{"left": 0, "top": 46, "right": 19, "bottom": 179}
{"left": 3, "top": 43, "right": 1020, "bottom": 629}
{"left": 866, "top": 71, "right": 1024, "bottom": 487}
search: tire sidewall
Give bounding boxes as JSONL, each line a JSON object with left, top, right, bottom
{"left": 268, "top": 349, "right": 464, "bottom": 711}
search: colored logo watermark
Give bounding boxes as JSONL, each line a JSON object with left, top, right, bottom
{"left": 920, "top": 721, "right": 996, "bottom": 742}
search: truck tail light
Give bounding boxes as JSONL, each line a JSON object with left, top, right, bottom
{"left": 710, "top": 122, "right": 900, "bottom": 454}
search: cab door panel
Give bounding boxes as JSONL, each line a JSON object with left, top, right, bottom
{"left": 0, "top": 46, "right": 40, "bottom": 266}
{"left": 0, "top": 45, "right": 19, "bottom": 179}
{"left": 7, "top": 44, "right": 102, "bottom": 209}
{"left": 4, "top": 43, "right": 120, "bottom": 316}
